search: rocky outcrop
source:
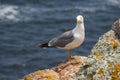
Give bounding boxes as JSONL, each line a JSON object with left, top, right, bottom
{"left": 21, "top": 56, "right": 87, "bottom": 80}
{"left": 21, "top": 19, "right": 120, "bottom": 80}
{"left": 112, "top": 19, "right": 120, "bottom": 38}
{"left": 76, "top": 19, "right": 120, "bottom": 80}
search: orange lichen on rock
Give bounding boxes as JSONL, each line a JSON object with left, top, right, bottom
{"left": 114, "top": 65, "right": 120, "bottom": 72}
{"left": 109, "top": 37, "right": 120, "bottom": 48}
{"left": 24, "top": 75, "right": 33, "bottom": 80}
{"left": 112, "top": 65, "right": 120, "bottom": 80}
{"left": 55, "top": 56, "right": 87, "bottom": 80}
{"left": 34, "top": 70, "right": 42, "bottom": 75}
{"left": 112, "top": 71, "right": 119, "bottom": 80}
{"left": 94, "top": 52, "right": 101, "bottom": 58}
{"left": 24, "top": 69, "right": 59, "bottom": 80}
{"left": 22, "top": 56, "right": 87, "bottom": 80}
{"left": 106, "top": 77, "right": 110, "bottom": 80}
{"left": 97, "top": 69, "right": 104, "bottom": 75}
{"left": 87, "top": 77, "right": 93, "bottom": 80}
{"left": 108, "top": 64, "right": 114, "bottom": 68}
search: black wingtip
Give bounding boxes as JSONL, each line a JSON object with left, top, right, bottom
{"left": 38, "top": 43, "right": 49, "bottom": 47}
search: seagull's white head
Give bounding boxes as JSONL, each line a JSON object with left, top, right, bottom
{"left": 76, "top": 15, "right": 84, "bottom": 24}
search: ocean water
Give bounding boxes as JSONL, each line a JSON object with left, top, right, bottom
{"left": 0, "top": 0, "right": 120, "bottom": 79}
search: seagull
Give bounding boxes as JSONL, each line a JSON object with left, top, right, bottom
{"left": 39, "top": 15, "right": 85, "bottom": 60}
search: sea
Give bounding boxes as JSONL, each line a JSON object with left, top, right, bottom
{"left": 0, "top": 0, "right": 120, "bottom": 80}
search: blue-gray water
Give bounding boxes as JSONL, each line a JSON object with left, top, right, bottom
{"left": 0, "top": 0, "right": 120, "bottom": 80}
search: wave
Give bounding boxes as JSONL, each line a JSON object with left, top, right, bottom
{"left": 0, "top": 5, "right": 41, "bottom": 22}
{"left": 0, "top": 5, "right": 19, "bottom": 21}
{"left": 0, "top": 5, "right": 103, "bottom": 22}
{"left": 107, "top": 0, "right": 120, "bottom": 7}
{"left": 75, "top": 6, "right": 107, "bottom": 13}
{"left": 0, "top": 2, "right": 118, "bottom": 22}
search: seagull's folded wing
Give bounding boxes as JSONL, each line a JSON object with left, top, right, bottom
{"left": 49, "top": 31, "right": 74, "bottom": 47}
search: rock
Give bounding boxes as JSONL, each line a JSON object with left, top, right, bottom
{"left": 21, "top": 56, "right": 87, "bottom": 80}
{"left": 23, "top": 69, "right": 59, "bottom": 80}
{"left": 21, "top": 19, "right": 120, "bottom": 80}
{"left": 76, "top": 19, "right": 120, "bottom": 80}
{"left": 112, "top": 18, "right": 120, "bottom": 39}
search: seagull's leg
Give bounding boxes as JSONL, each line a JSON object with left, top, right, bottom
{"left": 67, "top": 50, "right": 72, "bottom": 60}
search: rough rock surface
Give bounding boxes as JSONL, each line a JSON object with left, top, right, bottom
{"left": 112, "top": 18, "right": 120, "bottom": 38}
{"left": 21, "top": 19, "right": 120, "bottom": 80}
{"left": 21, "top": 56, "right": 87, "bottom": 80}
{"left": 76, "top": 19, "right": 120, "bottom": 80}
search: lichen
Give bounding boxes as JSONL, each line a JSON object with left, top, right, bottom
{"left": 87, "top": 77, "right": 93, "bottom": 80}
{"left": 34, "top": 70, "right": 42, "bottom": 75}
{"left": 109, "top": 37, "right": 120, "bottom": 48}
{"left": 112, "top": 18, "right": 120, "bottom": 38}
{"left": 94, "top": 52, "right": 101, "bottom": 58}
{"left": 24, "top": 75, "right": 33, "bottom": 80}
{"left": 45, "top": 76, "right": 53, "bottom": 80}
{"left": 106, "top": 77, "right": 110, "bottom": 80}
{"left": 76, "top": 29, "right": 120, "bottom": 80}
{"left": 97, "top": 69, "right": 104, "bottom": 75}
{"left": 108, "top": 64, "right": 114, "bottom": 68}
{"left": 114, "top": 65, "right": 120, "bottom": 72}
{"left": 112, "top": 65, "right": 120, "bottom": 80}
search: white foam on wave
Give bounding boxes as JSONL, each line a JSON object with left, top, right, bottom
{"left": 75, "top": 6, "right": 107, "bottom": 13}
{"left": 0, "top": 5, "right": 20, "bottom": 21}
{"left": 107, "top": 0, "right": 120, "bottom": 7}
{"left": 107, "top": 0, "right": 120, "bottom": 4}
{"left": 0, "top": 5, "right": 71, "bottom": 22}
{"left": 0, "top": 2, "right": 115, "bottom": 22}
{"left": 0, "top": 5, "right": 40, "bottom": 22}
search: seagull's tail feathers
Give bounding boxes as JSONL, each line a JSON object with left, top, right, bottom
{"left": 39, "top": 43, "right": 54, "bottom": 48}
{"left": 39, "top": 43, "right": 49, "bottom": 47}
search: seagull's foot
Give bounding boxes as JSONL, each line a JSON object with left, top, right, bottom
{"left": 66, "top": 50, "right": 73, "bottom": 61}
{"left": 67, "top": 56, "right": 75, "bottom": 61}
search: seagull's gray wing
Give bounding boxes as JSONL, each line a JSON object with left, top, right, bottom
{"left": 49, "top": 31, "right": 74, "bottom": 47}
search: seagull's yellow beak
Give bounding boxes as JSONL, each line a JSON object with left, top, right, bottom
{"left": 77, "top": 19, "right": 82, "bottom": 24}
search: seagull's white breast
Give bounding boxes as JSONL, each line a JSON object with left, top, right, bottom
{"left": 63, "top": 23, "right": 85, "bottom": 50}
{"left": 63, "top": 32, "right": 84, "bottom": 50}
